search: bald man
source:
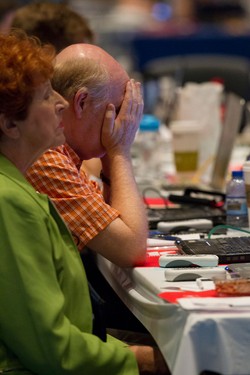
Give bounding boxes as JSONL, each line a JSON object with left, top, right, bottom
{"left": 26, "top": 44, "right": 148, "bottom": 332}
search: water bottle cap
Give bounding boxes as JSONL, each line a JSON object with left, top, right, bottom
{"left": 139, "top": 114, "right": 160, "bottom": 132}
{"left": 232, "top": 170, "right": 243, "bottom": 179}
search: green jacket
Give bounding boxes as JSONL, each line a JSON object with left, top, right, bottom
{"left": 0, "top": 154, "right": 138, "bottom": 375}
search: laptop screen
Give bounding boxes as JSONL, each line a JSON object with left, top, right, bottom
{"left": 210, "top": 92, "right": 245, "bottom": 190}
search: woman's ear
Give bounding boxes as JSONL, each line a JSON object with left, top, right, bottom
{"left": 0, "top": 114, "right": 20, "bottom": 139}
{"left": 73, "top": 88, "right": 88, "bottom": 119}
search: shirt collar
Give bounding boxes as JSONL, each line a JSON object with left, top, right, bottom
{"left": 59, "top": 143, "right": 82, "bottom": 171}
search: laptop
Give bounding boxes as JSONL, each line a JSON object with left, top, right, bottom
{"left": 146, "top": 92, "right": 245, "bottom": 229}
{"left": 147, "top": 205, "right": 226, "bottom": 230}
{"left": 175, "top": 236, "right": 250, "bottom": 264}
{"left": 210, "top": 92, "right": 245, "bottom": 190}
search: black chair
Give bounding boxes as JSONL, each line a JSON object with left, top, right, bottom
{"left": 142, "top": 54, "right": 250, "bottom": 131}
{"left": 143, "top": 54, "right": 250, "bottom": 102}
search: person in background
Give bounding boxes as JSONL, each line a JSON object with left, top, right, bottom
{"left": 0, "top": 30, "right": 169, "bottom": 375}
{"left": 100, "top": 0, "right": 158, "bottom": 32}
{"left": 26, "top": 42, "right": 149, "bottom": 332}
{"left": 11, "top": 0, "right": 99, "bottom": 178}
{"left": 11, "top": 0, "right": 95, "bottom": 52}
{"left": 0, "top": 0, "right": 19, "bottom": 33}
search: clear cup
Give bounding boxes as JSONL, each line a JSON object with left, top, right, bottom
{"left": 170, "top": 120, "right": 202, "bottom": 184}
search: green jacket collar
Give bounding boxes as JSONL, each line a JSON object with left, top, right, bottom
{"left": 0, "top": 153, "right": 49, "bottom": 211}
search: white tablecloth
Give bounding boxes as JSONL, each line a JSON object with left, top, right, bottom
{"left": 97, "top": 256, "right": 250, "bottom": 375}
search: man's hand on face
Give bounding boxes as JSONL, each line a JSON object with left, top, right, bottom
{"left": 101, "top": 79, "right": 144, "bottom": 157}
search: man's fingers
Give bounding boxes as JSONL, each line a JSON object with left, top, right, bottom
{"left": 135, "top": 81, "right": 144, "bottom": 123}
{"left": 118, "top": 79, "right": 133, "bottom": 119}
{"left": 105, "top": 104, "right": 116, "bottom": 121}
{"left": 101, "top": 79, "right": 144, "bottom": 154}
{"left": 101, "top": 104, "right": 115, "bottom": 145}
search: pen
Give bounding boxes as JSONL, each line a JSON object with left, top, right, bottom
{"left": 196, "top": 277, "right": 212, "bottom": 290}
{"left": 225, "top": 266, "right": 241, "bottom": 279}
{"left": 148, "top": 230, "right": 180, "bottom": 241}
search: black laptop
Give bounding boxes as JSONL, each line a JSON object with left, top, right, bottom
{"left": 147, "top": 205, "right": 226, "bottom": 230}
{"left": 146, "top": 187, "right": 226, "bottom": 230}
{"left": 176, "top": 236, "right": 250, "bottom": 264}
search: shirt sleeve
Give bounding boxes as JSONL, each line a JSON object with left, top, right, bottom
{"left": 0, "top": 191, "right": 138, "bottom": 375}
{"left": 26, "top": 147, "right": 120, "bottom": 250}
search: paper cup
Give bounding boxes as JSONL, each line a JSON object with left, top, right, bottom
{"left": 170, "top": 120, "right": 201, "bottom": 182}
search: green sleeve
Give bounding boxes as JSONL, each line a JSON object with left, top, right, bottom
{"left": 0, "top": 191, "right": 138, "bottom": 375}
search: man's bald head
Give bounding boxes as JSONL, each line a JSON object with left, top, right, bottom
{"left": 51, "top": 43, "right": 131, "bottom": 159}
{"left": 56, "top": 43, "right": 125, "bottom": 75}
{"left": 52, "top": 43, "right": 129, "bottom": 108}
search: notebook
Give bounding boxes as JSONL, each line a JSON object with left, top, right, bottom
{"left": 175, "top": 236, "right": 250, "bottom": 264}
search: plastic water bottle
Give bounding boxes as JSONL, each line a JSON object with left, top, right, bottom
{"left": 131, "top": 114, "right": 162, "bottom": 184}
{"left": 158, "top": 123, "right": 174, "bottom": 181}
{"left": 226, "top": 170, "right": 248, "bottom": 228}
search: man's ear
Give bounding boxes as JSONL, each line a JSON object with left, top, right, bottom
{"left": 0, "top": 114, "right": 20, "bottom": 139}
{"left": 73, "top": 88, "right": 88, "bottom": 119}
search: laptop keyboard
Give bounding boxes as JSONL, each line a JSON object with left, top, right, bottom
{"left": 176, "top": 236, "right": 250, "bottom": 264}
{"left": 147, "top": 206, "right": 226, "bottom": 229}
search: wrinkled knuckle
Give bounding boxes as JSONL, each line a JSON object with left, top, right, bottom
{"left": 129, "top": 114, "right": 136, "bottom": 125}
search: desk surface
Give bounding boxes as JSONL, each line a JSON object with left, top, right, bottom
{"left": 97, "top": 256, "right": 250, "bottom": 375}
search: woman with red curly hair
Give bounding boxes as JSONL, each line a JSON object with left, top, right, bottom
{"left": 0, "top": 30, "right": 67, "bottom": 144}
{"left": 0, "top": 31, "right": 160, "bottom": 375}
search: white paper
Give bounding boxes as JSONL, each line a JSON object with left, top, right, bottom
{"left": 178, "top": 296, "right": 250, "bottom": 311}
{"left": 147, "top": 233, "right": 201, "bottom": 247}
{"left": 147, "top": 238, "right": 176, "bottom": 247}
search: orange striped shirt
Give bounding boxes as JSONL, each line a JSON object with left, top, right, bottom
{"left": 26, "top": 144, "right": 119, "bottom": 250}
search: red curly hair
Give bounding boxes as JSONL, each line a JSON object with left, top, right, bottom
{"left": 0, "top": 30, "right": 56, "bottom": 121}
